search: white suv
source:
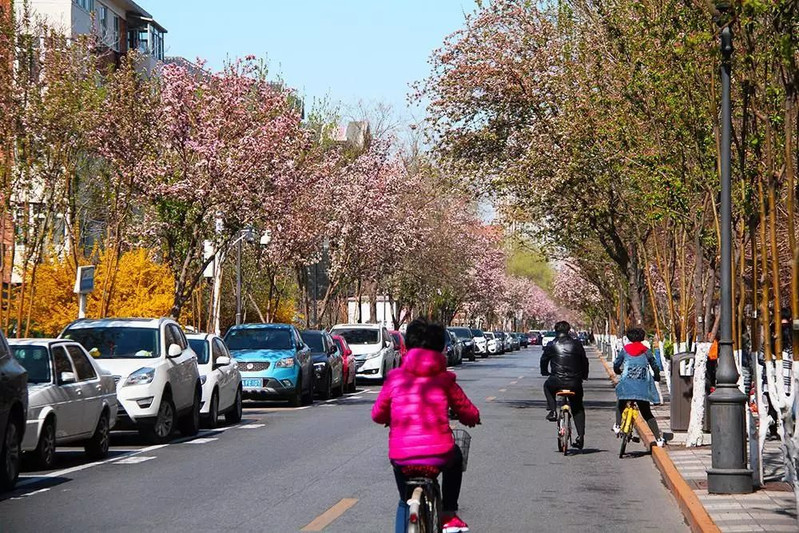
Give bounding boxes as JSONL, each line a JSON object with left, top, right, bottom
{"left": 330, "top": 324, "right": 397, "bottom": 381}
{"left": 61, "top": 318, "right": 201, "bottom": 444}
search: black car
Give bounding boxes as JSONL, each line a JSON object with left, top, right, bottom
{"left": 0, "top": 330, "right": 27, "bottom": 491}
{"left": 300, "top": 330, "right": 345, "bottom": 400}
{"left": 444, "top": 331, "right": 463, "bottom": 366}
{"left": 448, "top": 327, "right": 476, "bottom": 362}
{"left": 517, "top": 332, "right": 529, "bottom": 348}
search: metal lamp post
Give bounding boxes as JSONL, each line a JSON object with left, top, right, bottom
{"left": 706, "top": 1, "right": 753, "bottom": 494}
{"left": 235, "top": 229, "right": 255, "bottom": 326}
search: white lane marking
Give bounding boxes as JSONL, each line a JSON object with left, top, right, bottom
{"left": 510, "top": 381, "right": 518, "bottom": 385}
{"left": 186, "top": 437, "right": 218, "bottom": 444}
{"left": 239, "top": 423, "right": 265, "bottom": 429}
{"left": 114, "top": 456, "right": 156, "bottom": 465}
{"left": 518, "top": 375, "right": 525, "bottom": 379}
{"left": 9, "top": 487, "right": 51, "bottom": 500}
{"left": 499, "top": 388, "right": 507, "bottom": 392}
{"left": 486, "top": 396, "right": 496, "bottom": 402}
{"left": 364, "top": 390, "right": 380, "bottom": 394}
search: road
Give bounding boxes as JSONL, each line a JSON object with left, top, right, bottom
{"left": 0, "top": 346, "right": 687, "bottom": 532}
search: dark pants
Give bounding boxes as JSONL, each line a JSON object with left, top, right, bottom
{"left": 392, "top": 445, "right": 464, "bottom": 514}
{"left": 616, "top": 400, "right": 662, "bottom": 439}
{"left": 544, "top": 378, "right": 585, "bottom": 437}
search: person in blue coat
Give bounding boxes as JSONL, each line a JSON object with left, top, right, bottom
{"left": 614, "top": 327, "right": 664, "bottom": 447}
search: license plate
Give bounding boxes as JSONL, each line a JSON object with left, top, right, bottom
{"left": 242, "top": 378, "right": 262, "bottom": 388}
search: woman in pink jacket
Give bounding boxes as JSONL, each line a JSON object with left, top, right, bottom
{"left": 372, "top": 318, "right": 480, "bottom": 533}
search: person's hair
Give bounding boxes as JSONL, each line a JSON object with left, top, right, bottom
{"left": 554, "top": 321, "right": 571, "bottom": 334}
{"left": 781, "top": 308, "right": 792, "bottom": 322}
{"left": 626, "top": 327, "right": 645, "bottom": 343}
{"left": 405, "top": 318, "right": 446, "bottom": 352}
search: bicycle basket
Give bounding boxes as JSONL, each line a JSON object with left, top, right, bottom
{"left": 452, "top": 429, "right": 472, "bottom": 472}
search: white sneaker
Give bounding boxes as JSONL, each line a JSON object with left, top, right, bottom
{"left": 656, "top": 438, "right": 665, "bottom": 448}
{"left": 612, "top": 424, "right": 620, "bottom": 436}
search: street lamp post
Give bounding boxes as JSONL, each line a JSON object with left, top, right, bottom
{"left": 235, "top": 229, "right": 255, "bottom": 326}
{"left": 706, "top": 1, "right": 753, "bottom": 494}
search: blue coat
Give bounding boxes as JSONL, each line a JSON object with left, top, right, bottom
{"left": 613, "top": 343, "right": 660, "bottom": 404}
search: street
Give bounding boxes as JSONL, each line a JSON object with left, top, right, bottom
{"left": 0, "top": 347, "right": 687, "bottom": 532}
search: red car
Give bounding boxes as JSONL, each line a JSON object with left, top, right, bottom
{"left": 332, "top": 334, "right": 357, "bottom": 393}
{"left": 390, "top": 330, "right": 408, "bottom": 365}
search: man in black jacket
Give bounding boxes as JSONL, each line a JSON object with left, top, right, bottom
{"left": 541, "top": 320, "right": 589, "bottom": 449}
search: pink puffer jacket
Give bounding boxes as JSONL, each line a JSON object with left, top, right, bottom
{"left": 371, "top": 348, "right": 480, "bottom": 462}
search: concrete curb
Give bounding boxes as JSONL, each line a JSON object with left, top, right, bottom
{"left": 594, "top": 350, "right": 720, "bottom": 533}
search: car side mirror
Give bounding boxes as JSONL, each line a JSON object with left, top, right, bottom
{"left": 215, "top": 356, "right": 231, "bottom": 367}
{"left": 60, "top": 371, "right": 76, "bottom": 384}
{"left": 167, "top": 343, "right": 183, "bottom": 358}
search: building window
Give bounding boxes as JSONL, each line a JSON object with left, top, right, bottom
{"left": 74, "top": 0, "right": 94, "bottom": 12}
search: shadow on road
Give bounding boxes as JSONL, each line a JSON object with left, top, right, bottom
{"left": 0, "top": 476, "right": 71, "bottom": 503}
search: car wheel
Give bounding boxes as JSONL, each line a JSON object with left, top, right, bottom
{"left": 179, "top": 389, "right": 201, "bottom": 437}
{"left": 85, "top": 411, "right": 110, "bottom": 460}
{"left": 319, "top": 372, "right": 332, "bottom": 400}
{"left": 302, "top": 373, "right": 315, "bottom": 405}
{"left": 31, "top": 418, "right": 57, "bottom": 470}
{"left": 140, "top": 395, "right": 175, "bottom": 444}
{"left": 333, "top": 373, "right": 344, "bottom": 397}
{"left": 289, "top": 376, "right": 303, "bottom": 407}
{"left": 1, "top": 417, "right": 22, "bottom": 491}
{"left": 225, "top": 387, "right": 243, "bottom": 424}
{"left": 205, "top": 391, "right": 219, "bottom": 429}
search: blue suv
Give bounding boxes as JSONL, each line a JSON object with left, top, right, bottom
{"left": 224, "top": 324, "right": 313, "bottom": 407}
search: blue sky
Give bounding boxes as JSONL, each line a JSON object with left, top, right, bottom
{"left": 152, "top": 0, "right": 476, "bottom": 122}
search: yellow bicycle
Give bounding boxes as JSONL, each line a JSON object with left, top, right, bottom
{"left": 618, "top": 400, "right": 641, "bottom": 458}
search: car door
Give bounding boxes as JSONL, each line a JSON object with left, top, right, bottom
{"left": 381, "top": 328, "right": 394, "bottom": 367}
{"left": 64, "top": 343, "right": 102, "bottom": 437}
{"left": 293, "top": 328, "right": 311, "bottom": 388}
{"left": 212, "top": 338, "right": 234, "bottom": 409}
{"left": 50, "top": 346, "right": 84, "bottom": 439}
{"left": 324, "top": 334, "right": 343, "bottom": 386}
{"left": 173, "top": 325, "right": 196, "bottom": 411}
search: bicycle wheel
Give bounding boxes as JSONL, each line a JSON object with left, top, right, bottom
{"left": 559, "top": 410, "right": 571, "bottom": 455}
{"left": 619, "top": 433, "right": 628, "bottom": 458}
{"left": 426, "top": 482, "right": 442, "bottom": 533}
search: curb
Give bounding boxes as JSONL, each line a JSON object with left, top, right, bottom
{"left": 594, "top": 349, "right": 720, "bottom": 533}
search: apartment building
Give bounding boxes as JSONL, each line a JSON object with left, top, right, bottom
{"left": 19, "top": 0, "right": 166, "bottom": 69}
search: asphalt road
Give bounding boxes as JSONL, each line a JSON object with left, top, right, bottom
{"left": 0, "top": 346, "right": 688, "bottom": 532}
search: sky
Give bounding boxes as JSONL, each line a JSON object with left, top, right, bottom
{"left": 152, "top": 0, "right": 476, "bottom": 123}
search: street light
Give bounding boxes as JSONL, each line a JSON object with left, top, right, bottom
{"left": 706, "top": 1, "right": 753, "bottom": 494}
{"left": 234, "top": 228, "right": 255, "bottom": 326}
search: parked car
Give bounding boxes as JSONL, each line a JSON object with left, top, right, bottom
{"left": 484, "top": 331, "right": 502, "bottom": 354}
{"left": 0, "top": 331, "right": 27, "bottom": 491}
{"left": 186, "top": 333, "right": 242, "bottom": 428}
{"left": 470, "top": 328, "right": 488, "bottom": 358}
{"left": 9, "top": 340, "right": 117, "bottom": 469}
{"left": 578, "top": 331, "right": 590, "bottom": 345}
{"left": 329, "top": 324, "right": 398, "bottom": 381}
{"left": 495, "top": 331, "right": 512, "bottom": 353}
{"left": 528, "top": 331, "right": 542, "bottom": 345}
{"left": 508, "top": 333, "right": 521, "bottom": 351}
{"left": 541, "top": 330, "right": 557, "bottom": 346}
{"left": 61, "top": 318, "right": 201, "bottom": 444}
{"left": 448, "top": 327, "right": 476, "bottom": 361}
{"left": 301, "top": 330, "right": 344, "bottom": 400}
{"left": 224, "top": 323, "right": 314, "bottom": 407}
{"left": 331, "top": 334, "right": 357, "bottom": 393}
{"left": 444, "top": 331, "right": 463, "bottom": 366}
{"left": 389, "top": 330, "right": 408, "bottom": 364}
{"left": 516, "top": 332, "right": 529, "bottom": 348}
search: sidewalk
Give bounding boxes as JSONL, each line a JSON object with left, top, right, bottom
{"left": 592, "top": 347, "right": 798, "bottom": 532}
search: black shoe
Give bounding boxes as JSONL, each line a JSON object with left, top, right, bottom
{"left": 546, "top": 410, "right": 557, "bottom": 422}
{"left": 573, "top": 436, "right": 584, "bottom": 449}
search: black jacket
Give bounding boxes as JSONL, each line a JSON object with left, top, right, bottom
{"left": 541, "top": 333, "right": 589, "bottom": 385}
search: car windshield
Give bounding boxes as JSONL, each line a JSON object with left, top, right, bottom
{"left": 485, "top": 332, "right": 494, "bottom": 339}
{"left": 333, "top": 329, "right": 379, "bottom": 345}
{"left": 545, "top": 331, "right": 556, "bottom": 337}
{"left": 450, "top": 328, "right": 472, "bottom": 339}
{"left": 225, "top": 328, "right": 293, "bottom": 351}
{"left": 10, "top": 345, "right": 51, "bottom": 384}
{"left": 188, "top": 339, "right": 210, "bottom": 364}
{"left": 63, "top": 327, "right": 159, "bottom": 359}
{"left": 471, "top": 329, "right": 484, "bottom": 337}
{"left": 300, "top": 331, "right": 324, "bottom": 353}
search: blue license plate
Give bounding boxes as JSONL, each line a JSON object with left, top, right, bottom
{"left": 242, "top": 378, "right": 262, "bottom": 388}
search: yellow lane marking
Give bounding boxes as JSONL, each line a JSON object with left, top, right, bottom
{"left": 301, "top": 498, "right": 358, "bottom": 531}
{"left": 499, "top": 388, "right": 507, "bottom": 392}
{"left": 486, "top": 396, "right": 496, "bottom": 402}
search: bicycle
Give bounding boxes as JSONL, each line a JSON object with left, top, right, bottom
{"left": 618, "top": 400, "right": 641, "bottom": 458}
{"left": 403, "top": 429, "right": 471, "bottom": 533}
{"left": 555, "top": 390, "right": 575, "bottom": 455}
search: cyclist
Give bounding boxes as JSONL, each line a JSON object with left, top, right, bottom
{"left": 613, "top": 327, "right": 664, "bottom": 447}
{"left": 541, "top": 320, "right": 589, "bottom": 449}
{"left": 372, "top": 317, "right": 480, "bottom": 533}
